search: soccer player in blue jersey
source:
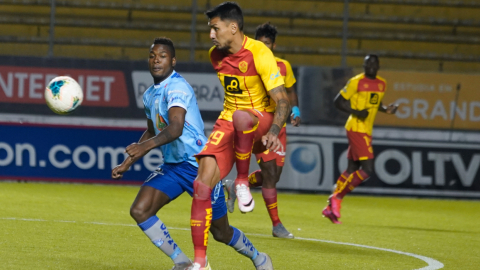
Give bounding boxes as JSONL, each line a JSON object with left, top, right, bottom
{"left": 112, "top": 37, "right": 273, "bottom": 270}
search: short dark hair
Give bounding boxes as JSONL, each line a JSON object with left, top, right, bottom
{"left": 153, "top": 37, "right": 175, "bottom": 57}
{"left": 205, "top": 2, "right": 243, "bottom": 31}
{"left": 365, "top": 54, "right": 379, "bottom": 63}
{"left": 255, "top": 22, "right": 278, "bottom": 43}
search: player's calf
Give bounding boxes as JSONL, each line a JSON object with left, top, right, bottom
{"left": 191, "top": 181, "right": 213, "bottom": 268}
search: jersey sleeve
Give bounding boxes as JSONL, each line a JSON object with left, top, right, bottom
{"left": 340, "top": 78, "right": 358, "bottom": 100}
{"left": 283, "top": 60, "right": 296, "bottom": 88}
{"left": 143, "top": 90, "right": 152, "bottom": 119}
{"left": 255, "top": 45, "right": 285, "bottom": 91}
{"left": 166, "top": 82, "right": 192, "bottom": 111}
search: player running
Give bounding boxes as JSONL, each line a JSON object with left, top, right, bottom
{"left": 322, "top": 54, "right": 398, "bottom": 224}
{"left": 223, "top": 22, "right": 300, "bottom": 239}
{"left": 190, "top": 2, "right": 290, "bottom": 270}
{"left": 112, "top": 37, "right": 273, "bottom": 270}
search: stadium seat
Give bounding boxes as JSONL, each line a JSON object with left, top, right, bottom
{"left": 0, "top": 0, "right": 479, "bottom": 72}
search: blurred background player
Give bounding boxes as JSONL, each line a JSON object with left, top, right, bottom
{"left": 322, "top": 54, "right": 398, "bottom": 224}
{"left": 223, "top": 22, "right": 300, "bottom": 239}
{"left": 112, "top": 37, "right": 272, "bottom": 270}
{"left": 190, "top": 2, "right": 290, "bottom": 269}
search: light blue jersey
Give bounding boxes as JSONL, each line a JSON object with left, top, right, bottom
{"left": 143, "top": 70, "right": 207, "bottom": 167}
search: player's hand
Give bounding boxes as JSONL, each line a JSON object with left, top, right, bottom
{"left": 262, "top": 132, "right": 284, "bottom": 153}
{"left": 355, "top": 109, "right": 369, "bottom": 119}
{"left": 125, "top": 142, "right": 148, "bottom": 159}
{"left": 290, "top": 106, "right": 301, "bottom": 127}
{"left": 111, "top": 162, "right": 130, "bottom": 179}
{"left": 386, "top": 103, "right": 398, "bottom": 114}
{"left": 290, "top": 115, "right": 301, "bottom": 127}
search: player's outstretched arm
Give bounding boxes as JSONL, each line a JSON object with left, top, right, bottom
{"left": 112, "top": 119, "right": 157, "bottom": 179}
{"left": 334, "top": 93, "right": 369, "bottom": 119}
{"left": 287, "top": 85, "right": 301, "bottom": 126}
{"left": 378, "top": 102, "right": 398, "bottom": 114}
{"left": 262, "top": 85, "right": 290, "bottom": 152}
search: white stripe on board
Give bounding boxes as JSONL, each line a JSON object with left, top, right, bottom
{"left": 1, "top": 217, "right": 443, "bottom": 270}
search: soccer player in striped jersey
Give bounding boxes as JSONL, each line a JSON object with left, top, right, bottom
{"left": 189, "top": 2, "right": 290, "bottom": 270}
{"left": 322, "top": 54, "right": 398, "bottom": 224}
{"left": 223, "top": 22, "right": 300, "bottom": 239}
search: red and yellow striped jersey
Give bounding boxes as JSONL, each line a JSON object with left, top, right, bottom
{"left": 340, "top": 73, "right": 387, "bottom": 135}
{"left": 209, "top": 36, "right": 285, "bottom": 121}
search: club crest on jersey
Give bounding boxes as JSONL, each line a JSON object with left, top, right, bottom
{"left": 156, "top": 114, "right": 167, "bottom": 131}
{"left": 378, "top": 83, "right": 384, "bottom": 91}
{"left": 239, "top": 61, "right": 248, "bottom": 73}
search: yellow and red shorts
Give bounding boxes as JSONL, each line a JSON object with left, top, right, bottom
{"left": 254, "top": 126, "right": 286, "bottom": 166}
{"left": 196, "top": 109, "right": 274, "bottom": 179}
{"left": 346, "top": 130, "right": 374, "bottom": 161}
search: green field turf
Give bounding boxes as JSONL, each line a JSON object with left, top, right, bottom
{"left": 0, "top": 181, "right": 479, "bottom": 269}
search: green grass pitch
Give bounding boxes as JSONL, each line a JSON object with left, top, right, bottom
{"left": 0, "top": 181, "right": 479, "bottom": 269}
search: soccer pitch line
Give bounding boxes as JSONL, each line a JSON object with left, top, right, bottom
{"left": 1, "top": 217, "right": 444, "bottom": 270}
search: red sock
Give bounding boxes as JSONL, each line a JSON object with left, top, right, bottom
{"left": 248, "top": 170, "right": 263, "bottom": 187}
{"left": 232, "top": 110, "right": 257, "bottom": 186}
{"left": 191, "top": 181, "right": 212, "bottom": 267}
{"left": 334, "top": 171, "right": 350, "bottom": 193}
{"left": 234, "top": 130, "right": 255, "bottom": 185}
{"left": 262, "top": 188, "right": 281, "bottom": 227}
{"left": 336, "top": 170, "right": 369, "bottom": 199}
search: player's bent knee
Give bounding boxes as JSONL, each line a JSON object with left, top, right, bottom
{"left": 193, "top": 180, "right": 212, "bottom": 200}
{"left": 232, "top": 110, "right": 256, "bottom": 131}
{"left": 129, "top": 205, "right": 152, "bottom": 223}
{"left": 196, "top": 156, "right": 221, "bottom": 188}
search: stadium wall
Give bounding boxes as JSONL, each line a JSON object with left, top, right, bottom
{"left": 1, "top": 56, "right": 479, "bottom": 198}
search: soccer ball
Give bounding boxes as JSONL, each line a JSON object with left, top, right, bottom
{"left": 45, "top": 76, "right": 83, "bottom": 115}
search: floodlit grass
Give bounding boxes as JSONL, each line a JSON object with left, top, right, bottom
{"left": 0, "top": 181, "right": 479, "bottom": 269}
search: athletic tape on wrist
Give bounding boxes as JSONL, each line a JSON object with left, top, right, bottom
{"left": 291, "top": 106, "right": 300, "bottom": 118}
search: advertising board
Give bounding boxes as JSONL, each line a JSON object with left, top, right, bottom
{"left": 0, "top": 123, "right": 162, "bottom": 184}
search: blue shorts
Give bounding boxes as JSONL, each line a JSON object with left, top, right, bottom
{"left": 142, "top": 162, "right": 227, "bottom": 221}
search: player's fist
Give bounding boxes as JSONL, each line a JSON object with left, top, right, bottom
{"left": 125, "top": 143, "right": 148, "bottom": 159}
{"left": 386, "top": 103, "right": 398, "bottom": 114}
{"left": 355, "top": 109, "right": 369, "bottom": 119}
{"left": 262, "top": 132, "right": 284, "bottom": 153}
{"left": 112, "top": 163, "right": 129, "bottom": 179}
{"left": 290, "top": 115, "right": 301, "bottom": 127}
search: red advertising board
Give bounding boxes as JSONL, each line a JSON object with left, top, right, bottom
{"left": 0, "top": 66, "right": 129, "bottom": 107}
